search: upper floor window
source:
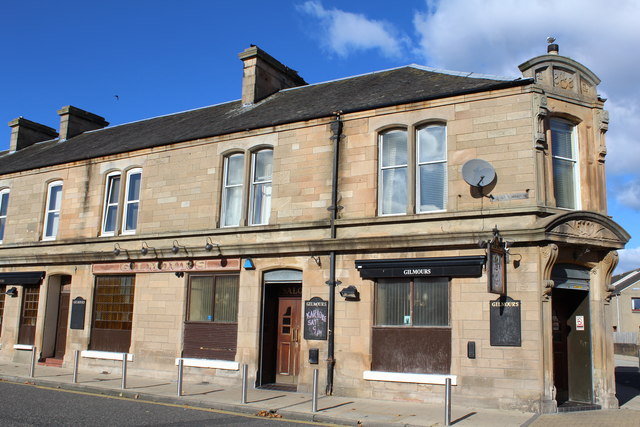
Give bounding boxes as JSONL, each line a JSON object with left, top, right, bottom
{"left": 550, "top": 119, "right": 580, "bottom": 209}
{"left": 249, "top": 149, "right": 273, "bottom": 225}
{"left": 632, "top": 298, "right": 640, "bottom": 312}
{"left": 101, "top": 169, "right": 142, "bottom": 236}
{"left": 43, "top": 181, "right": 63, "bottom": 240}
{"left": 0, "top": 189, "right": 9, "bottom": 243}
{"left": 378, "top": 124, "right": 447, "bottom": 216}
{"left": 221, "top": 153, "right": 245, "bottom": 227}
{"left": 221, "top": 148, "right": 273, "bottom": 227}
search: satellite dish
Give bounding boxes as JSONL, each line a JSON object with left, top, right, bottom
{"left": 462, "top": 159, "right": 496, "bottom": 188}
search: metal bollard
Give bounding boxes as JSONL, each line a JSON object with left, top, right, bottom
{"left": 29, "top": 346, "right": 37, "bottom": 378}
{"left": 241, "top": 364, "right": 248, "bottom": 404}
{"left": 121, "top": 353, "right": 127, "bottom": 390}
{"left": 177, "top": 358, "right": 184, "bottom": 396}
{"left": 312, "top": 368, "right": 319, "bottom": 413}
{"left": 72, "top": 350, "right": 80, "bottom": 383}
{"left": 444, "top": 377, "right": 452, "bottom": 426}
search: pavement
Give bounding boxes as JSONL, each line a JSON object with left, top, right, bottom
{"left": 0, "top": 355, "right": 637, "bottom": 427}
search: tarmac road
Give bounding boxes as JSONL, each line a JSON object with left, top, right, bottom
{"left": 0, "top": 380, "right": 340, "bottom": 426}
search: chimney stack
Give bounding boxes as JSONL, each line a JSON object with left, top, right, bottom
{"left": 58, "top": 105, "right": 108, "bottom": 140}
{"left": 238, "top": 45, "right": 307, "bottom": 105}
{"left": 8, "top": 117, "right": 58, "bottom": 153}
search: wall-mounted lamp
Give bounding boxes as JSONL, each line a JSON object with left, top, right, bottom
{"left": 113, "top": 243, "right": 122, "bottom": 256}
{"left": 141, "top": 242, "right": 155, "bottom": 256}
{"left": 5, "top": 287, "right": 18, "bottom": 298}
{"left": 172, "top": 240, "right": 187, "bottom": 255}
{"left": 205, "top": 237, "right": 219, "bottom": 252}
{"left": 339, "top": 285, "right": 360, "bottom": 301}
{"left": 243, "top": 258, "right": 255, "bottom": 270}
{"left": 311, "top": 255, "right": 322, "bottom": 267}
{"left": 175, "top": 272, "right": 184, "bottom": 278}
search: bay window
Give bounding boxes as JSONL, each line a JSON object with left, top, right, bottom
{"left": 551, "top": 119, "right": 580, "bottom": 209}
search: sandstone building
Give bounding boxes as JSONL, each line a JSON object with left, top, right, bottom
{"left": 0, "top": 44, "right": 628, "bottom": 412}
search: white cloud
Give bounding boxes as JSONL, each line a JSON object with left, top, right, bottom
{"left": 297, "top": 1, "right": 408, "bottom": 58}
{"left": 412, "top": 0, "right": 640, "bottom": 176}
{"left": 617, "top": 247, "right": 640, "bottom": 274}
{"left": 615, "top": 178, "right": 640, "bottom": 210}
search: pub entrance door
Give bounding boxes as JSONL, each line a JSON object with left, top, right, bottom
{"left": 258, "top": 269, "right": 302, "bottom": 390}
{"left": 552, "top": 287, "right": 592, "bottom": 404}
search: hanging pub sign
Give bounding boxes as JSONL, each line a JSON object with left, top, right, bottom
{"left": 490, "top": 296, "right": 521, "bottom": 346}
{"left": 487, "top": 227, "right": 507, "bottom": 295}
{"left": 304, "top": 297, "right": 328, "bottom": 340}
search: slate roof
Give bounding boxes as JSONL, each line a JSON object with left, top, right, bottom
{"left": 612, "top": 268, "right": 640, "bottom": 294}
{"left": 0, "top": 65, "right": 531, "bottom": 175}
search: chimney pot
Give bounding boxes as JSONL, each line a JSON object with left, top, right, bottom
{"left": 547, "top": 43, "right": 559, "bottom": 55}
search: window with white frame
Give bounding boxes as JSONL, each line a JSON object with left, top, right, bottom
{"left": 551, "top": 119, "right": 580, "bottom": 209}
{"left": 378, "top": 123, "right": 447, "bottom": 216}
{"left": 249, "top": 149, "right": 273, "bottom": 225}
{"left": 221, "top": 153, "right": 245, "bottom": 227}
{"left": 100, "top": 169, "right": 142, "bottom": 236}
{"left": 632, "top": 298, "right": 640, "bottom": 312}
{"left": 122, "top": 169, "right": 142, "bottom": 234}
{"left": 0, "top": 189, "right": 9, "bottom": 243}
{"left": 101, "top": 172, "right": 121, "bottom": 235}
{"left": 43, "top": 181, "right": 63, "bottom": 240}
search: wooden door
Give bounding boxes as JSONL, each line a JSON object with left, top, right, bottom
{"left": 53, "top": 279, "right": 71, "bottom": 359}
{"left": 276, "top": 297, "right": 301, "bottom": 382}
{"left": 18, "top": 286, "right": 40, "bottom": 345}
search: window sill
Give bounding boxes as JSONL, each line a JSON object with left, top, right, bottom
{"left": 81, "top": 350, "right": 134, "bottom": 361}
{"left": 175, "top": 358, "right": 239, "bottom": 370}
{"left": 13, "top": 344, "right": 34, "bottom": 351}
{"left": 363, "top": 370, "right": 456, "bottom": 385}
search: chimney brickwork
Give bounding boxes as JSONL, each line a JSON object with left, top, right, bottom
{"left": 238, "top": 45, "right": 307, "bottom": 105}
{"left": 8, "top": 117, "right": 58, "bottom": 153}
{"left": 58, "top": 105, "right": 108, "bottom": 140}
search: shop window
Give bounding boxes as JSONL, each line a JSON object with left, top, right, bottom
{"left": 372, "top": 277, "right": 451, "bottom": 374}
{"left": 43, "top": 180, "right": 63, "bottom": 240}
{"left": 183, "top": 274, "right": 239, "bottom": 360}
{"left": 249, "top": 149, "right": 273, "bottom": 225}
{"left": 0, "top": 189, "right": 8, "bottom": 243}
{"left": 90, "top": 275, "right": 135, "bottom": 353}
{"left": 551, "top": 119, "right": 580, "bottom": 209}
{"left": 378, "top": 124, "right": 447, "bottom": 215}
{"left": 221, "top": 148, "right": 273, "bottom": 227}
{"left": 632, "top": 298, "right": 640, "bottom": 312}
{"left": 18, "top": 286, "right": 40, "bottom": 345}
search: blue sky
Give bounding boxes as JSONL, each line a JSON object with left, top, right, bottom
{"left": 2, "top": 0, "right": 639, "bottom": 273}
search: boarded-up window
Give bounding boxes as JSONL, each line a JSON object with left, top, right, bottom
{"left": 184, "top": 274, "right": 239, "bottom": 360}
{"left": 90, "top": 275, "right": 135, "bottom": 353}
{"left": 373, "top": 278, "right": 451, "bottom": 374}
{"left": 18, "top": 286, "right": 40, "bottom": 345}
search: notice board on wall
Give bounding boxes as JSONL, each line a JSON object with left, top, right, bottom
{"left": 70, "top": 297, "right": 86, "bottom": 330}
{"left": 490, "top": 296, "right": 521, "bottom": 346}
{"left": 304, "top": 297, "right": 328, "bottom": 340}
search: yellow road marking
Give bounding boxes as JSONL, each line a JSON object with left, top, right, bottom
{"left": 0, "top": 379, "right": 342, "bottom": 426}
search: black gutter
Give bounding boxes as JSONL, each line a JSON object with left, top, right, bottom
{"left": 325, "top": 112, "right": 343, "bottom": 395}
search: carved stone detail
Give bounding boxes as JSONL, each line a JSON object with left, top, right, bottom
{"left": 554, "top": 69, "right": 575, "bottom": 91}
{"left": 533, "top": 94, "right": 549, "bottom": 149}
{"left": 580, "top": 79, "right": 595, "bottom": 97}
{"left": 541, "top": 244, "right": 559, "bottom": 301}
{"left": 551, "top": 220, "right": 618, "bottom": 242}
{"left": 535, "top": 67, "right": 548, "bottom": 85}
{"left": 602, "top": 251, "right": 619, "bottom": 301}
{"left": 596, "top": 109, "right": 609, "bottom": 133}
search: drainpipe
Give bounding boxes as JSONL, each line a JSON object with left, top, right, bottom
{"left": 326, "top": 112, "right": 343, "bottom": 395}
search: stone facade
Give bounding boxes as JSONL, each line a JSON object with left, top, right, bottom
{"left": 0, "top": 45, "right": 629, "bottom": 413}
